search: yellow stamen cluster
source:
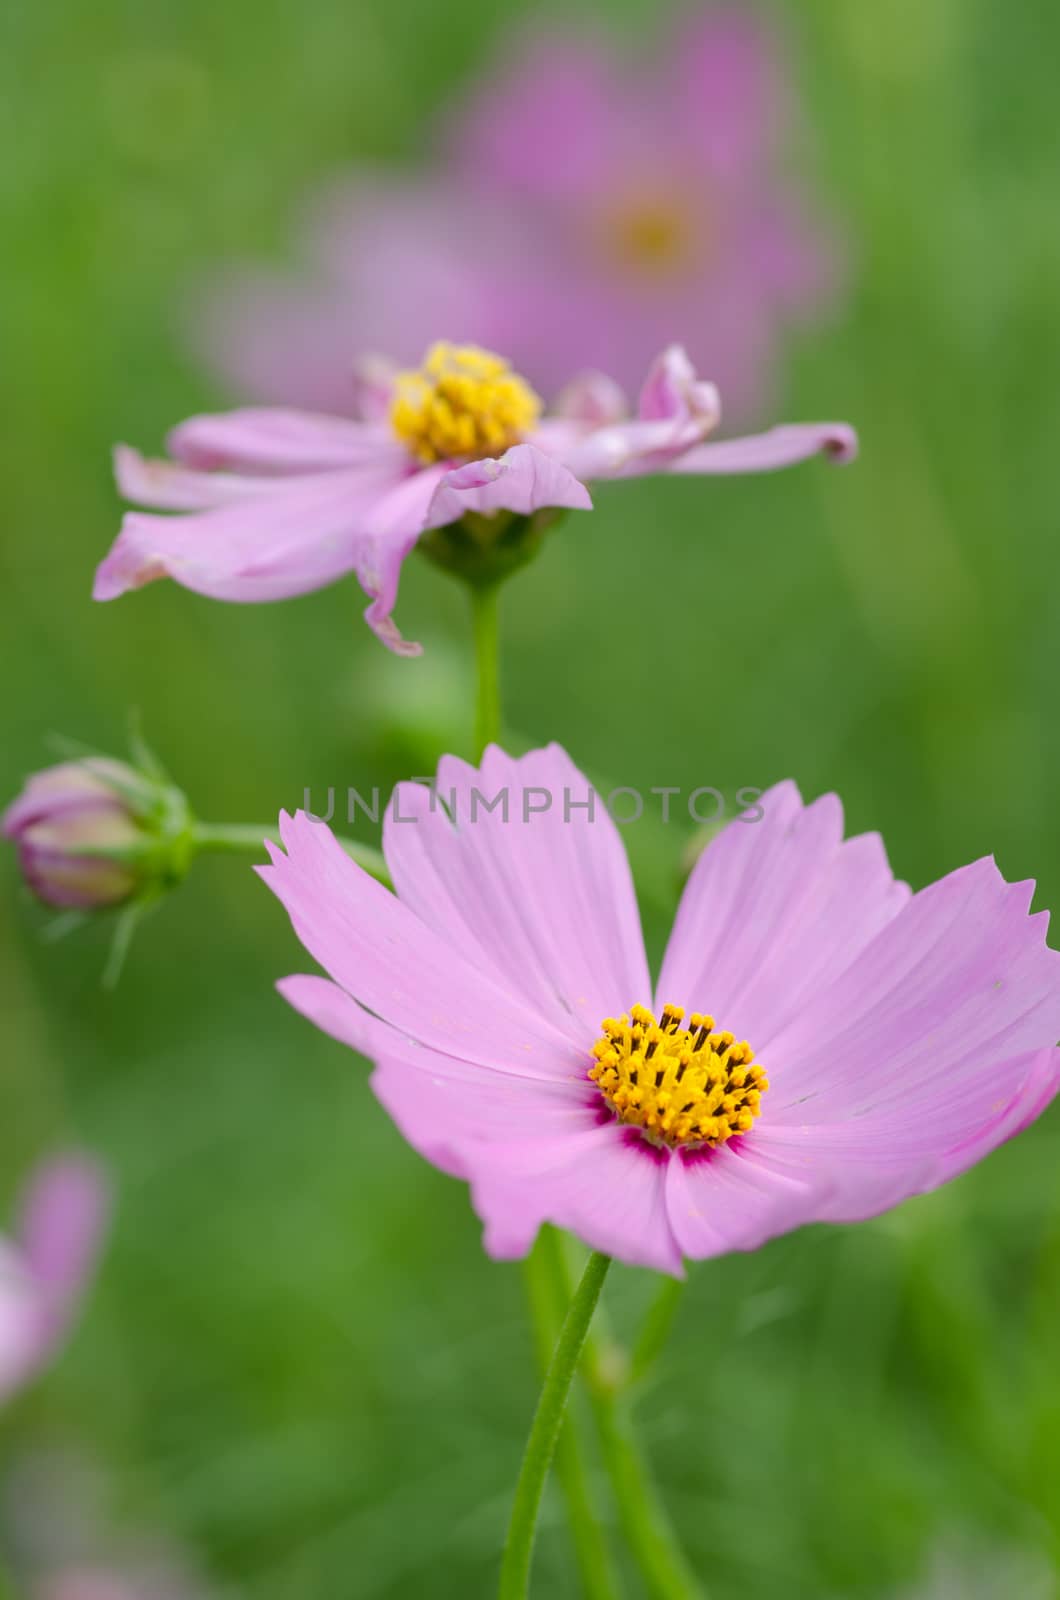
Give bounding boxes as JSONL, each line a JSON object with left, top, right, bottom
{"left": 589, "top": 1004, "right": 768, "bottom": 1149}
{"left": 389, "top": 342, "right": 542, "bottom": 465}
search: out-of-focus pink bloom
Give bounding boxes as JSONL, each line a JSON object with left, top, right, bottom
{"left": 194, "top": 11, "right": 840, "bottom": 417}
{"left": 0, "top": 1157, "right": 109, "bottom": 1401}
{"left": 97, "top": 343, "right": 855, "bottom": 654}
{"left": 891, "top": 1540, "right": 1054, "bottom": 1599}
{"left": 7, "top": 1450, "right": 211, "bottom": 1600}
{"left": 37, "top": 1566, "right": 205, "bottom": 1600}
{"left": 261, "top": 745, "right": 1060, "bottom": 1277}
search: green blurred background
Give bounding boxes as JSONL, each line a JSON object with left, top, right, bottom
{"left": 3, "top": 0, "right": 1060, "bottom": 1594}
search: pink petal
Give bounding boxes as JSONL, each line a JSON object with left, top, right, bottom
{"left": 0, "top": 1155, "right": 110, "bottom": 1400}
{"left": 550, "top": 370, "right": 629, "bottom": 427}
{"left": 636, "top": 344, "right": 720, "bottom": 427}
{"left": 168, "top": 408, "right": 400, "bottom": 475}
{"left": 753, "top": 1046, "right": 1060, "bottom": 1223}
{"left": 370, "top": 1055, "right": 597, "bottom": 1186}
{"left": 351, "top": 355, "right": 400, "bottom": 423}
{"left": 276, "top": 973, "right": 581, "bottom": 1091}
{"left": 260, "top": 811, "right": 584, "bottom": 1079}
{"left": 667, "top": 423, "right": 857, "bottom": 475}
{"left": 18, "top": 1156, "right": 110, "bottom": 1311}
{"left": 553, "top": 347, "right": 721, "bottom": 480}
{"left": 383, "top": 744, "right": 652, "bottom": 1040}
{"left": 658, "top": 781, "right": 909, "bottom": 1049}
{"left": 667, "top": 8, "right": 784, "bottom": 182}
{"left": 114, "top": 445, "right": 279, "bottom": 511}
{"left": 0, "top": 1245, "right": 41, "bottom": 1401}
{"left": 469, "top": 1123, "right": 682, "bottom": 1275}
{"left": 97, "top": 463, "right": 434, "bottom": 654}
{"left": 187, "top": 176, "right": 524, "bottom": 411}
{"left": 768, "top": 858, "right": 1060, "bottom": 1118}
{"left": 3, "top": 762, "right": 130, "bottom": 836}
{"left": 446, "top": 25, "right": 625, "bottom": 200}
{"left": 663, "top": 1139, "right": 821, "bottom": 1262}
{"left": 424, "top": 443, "right": 592, "bottom": 529}
{"left": 353, "top": 464, "right": 448, "bottom": 655}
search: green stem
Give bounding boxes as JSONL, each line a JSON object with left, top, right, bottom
{"left": 192, "top": 822, "right": 389, "bottom": 884}
{"left": 499, "top": 1251, "right": 612, "bottom": 1600}
{"left": 550, "top": 1252, "right": 703, "bottom": 1600}
{"left": 527, "top": 1232, "right": 624, "bottom": 1600}
{"left": 470, "top": 582, "right": 502, "bottom": 759}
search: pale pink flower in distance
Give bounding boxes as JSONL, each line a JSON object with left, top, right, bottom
{"left": 195, "top": 11, "right": 840, "bottom": 419}
{"left": 0, "top": 1157, "right": 109, "bottom": 1400}
{"left": 97, "top": 343, "right": 855, "bottom": 655}
{"left": 260, "top": 746, "right": 1060, "bottom": 1277}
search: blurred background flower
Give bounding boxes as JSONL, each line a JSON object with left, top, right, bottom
{"left": 0, "top": 1158, "right": 108, "bottom": 1405}
{"left": 192, "top": 8, "right": 841, "bottom": 421}
{"left": 886, "top": 1535, "right": 1054, "bottom": 1599}
{"left": 5, "top": 1449, "right": 216, "bottom": 1600}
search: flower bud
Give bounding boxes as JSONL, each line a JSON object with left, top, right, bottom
{"left": 3, "top": 758, "right": 192, "bottom": 911}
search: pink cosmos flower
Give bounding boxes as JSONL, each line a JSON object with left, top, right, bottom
{"left": 0, "top": 1157, "right": 109, "bottom": 1400}
{"left": 260, "top": 745, "right": 1060, "bottom": 1277}
{"left": 194, "top": 11, "right": 840, "bottom": 418}
{"left": 97, "top": 343, "right": 855, "bottom": 655}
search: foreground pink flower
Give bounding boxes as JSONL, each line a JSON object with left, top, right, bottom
{"left": 97, "top": 343, "right": 855, "bottom": 654}
{"left": 195, "top": 11, "right": 839, "bottom": 417}
{"left": 0, "top": 1157, "right": 109, "bottom": 1400}
{"left": 260, "top": 746, "right": 1060, "bottom": 1276}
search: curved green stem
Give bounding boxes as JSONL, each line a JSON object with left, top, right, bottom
{"left": 528, "top": 1231, "right": 624, "bottom": 1600}
{"left": 500, "top": 1251, "right": 612, "bottom": 1600}
{"left": 550, "top": 1248, "right": 703, "bottom": 1600}
{"left": 192, "top": 822, "right": 389, "bottom": 884}
{"left": 470, "top": 582, "right": 502, "bottom": 760}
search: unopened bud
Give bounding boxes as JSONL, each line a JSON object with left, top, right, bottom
{"left": 3, "top": 758, "right": 192, "bottom": 911}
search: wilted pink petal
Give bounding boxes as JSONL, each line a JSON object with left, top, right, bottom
{"left": 425, "top": 445, "right": 592, "bottom": 529}
{"left": 668, "top": 421, "right": 858, "bottom": 475}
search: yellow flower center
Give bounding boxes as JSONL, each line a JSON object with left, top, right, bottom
{"left": 602, "top": 193, "right": 698, "bottom": 279}
{"left": 589, "top": 1004, "right": 768, "bottom": 1149}
{"left": 389, "top": 342, "right": 543, "bottom": 465}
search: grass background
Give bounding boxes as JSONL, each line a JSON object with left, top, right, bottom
{"left": 3, "top": 0, "right": 1060, "bottom": 1593}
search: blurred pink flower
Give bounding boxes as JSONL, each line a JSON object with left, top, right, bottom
{"left": 7, "top": 1449, "right": 211, "bottom": 1600}
{"left": 193, "top": 11, "right": 842, "bottom": 417}
{"left": 0, "top": 1157, "right": 109, "bottom": 1401}
{"left": 97, "top": 343, "right": 854, "bottom": 654}
{"left": 261, "top": 745, "right": 1060, "bottom": 1277}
